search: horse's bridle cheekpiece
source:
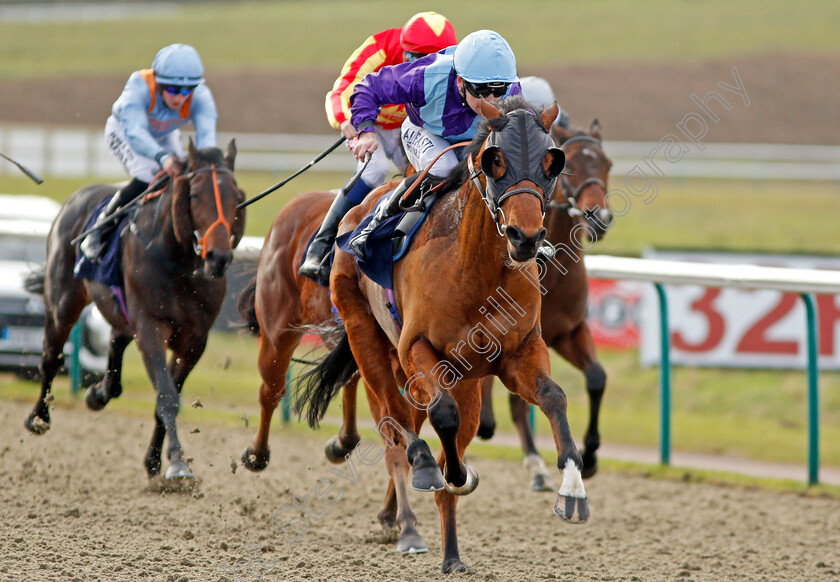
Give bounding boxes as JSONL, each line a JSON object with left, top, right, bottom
{"left": 469, "top": 109, "right": 564, "bottom": 235}
{"left": 187, "top": 164, "right": 234, "bottom": 258}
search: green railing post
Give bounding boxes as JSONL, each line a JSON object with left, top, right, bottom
{"left": 281, "top": 368, "right": 292, "bottom": 424}
{"left": 654, "top": 283, "right": 671, "bottom": 466}
{"left": 800, "top": 293, "right": 819, "bottom": 486}
{"left": 68, "top": 322, "right": 83, "bottom": 395}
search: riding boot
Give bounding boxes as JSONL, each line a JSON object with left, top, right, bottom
{"left": 298, "top": 192, "right": 358, "bottom": 281}
{"left": 80, "top": 178, "right": 147, "bottom": 262}
{"left": 348, "top": 173, "right": 422, "bottom": 260}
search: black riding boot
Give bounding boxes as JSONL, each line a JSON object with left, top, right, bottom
{"left": 80, "top": 178, "right": 147, "bottom": 262}
{"left": 348, "top": 173, "right": 424, "bottom": 260}
{"left": 298, "top": 193, "right": 357, "bottom": 281}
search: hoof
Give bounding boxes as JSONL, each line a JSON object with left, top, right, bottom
{"left": 24, "top": 414, "right": 50, "bottom": 435}
{"left": 324, "top": 435, "right": 355, "bottom": 464}
{"left": 241, "top": 446, "right": 270, "bottom": 472}
{"left": 84, "top": 386, "right": 108, "bottom": 411}
{"left": 524, "top": 454, "right": 556, "bottom": 492}
{"left": 411, "top": 464, "right": 445, "bottom": 492}
{"left": 476, "top": 420, "right": 495, "bottom": 440}
{"left": 444, "top": 464, "right": 479, "bottom": 496}
{"left": 552, "top": 459, "right": 589, "bottom": 524}
{"left": 396, "top": 528, "right": 428, "bottom": 554}
{"left": 165, "top": 460, "right": 195, "bottom": 480}
{"left": 441, "top": 558, "right": 469, "bottom": 573}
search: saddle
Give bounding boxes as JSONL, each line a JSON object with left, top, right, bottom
{"left": 304, "top": 185, "right": 443, "bottom": 291}
{"left": 73, "top": 195, "right": 130, "bottom": 288}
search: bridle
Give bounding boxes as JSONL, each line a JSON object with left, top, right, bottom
{"left": 186, "top": 164, "right": 235, "bottom": 258}
{"left": 547, "top": 135, "right": 606, "bottom": 218}
{"left": 468, "top": 110, "right": 563, "bottom": 237}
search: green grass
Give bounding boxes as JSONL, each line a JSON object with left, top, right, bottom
{"left": 1, "top": 0, "right": 839, "bottom": 80}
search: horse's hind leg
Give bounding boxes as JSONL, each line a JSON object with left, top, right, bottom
{"left": 84, "top": 332, "right": 133, "bottom": 411}
{"left": 25, "top": 291, "right": 87, "bottom": 434}
{"left": 510, "top": 391, "right": 556, "bottom": 492}
{"left": 476, "top": 376, "right": 495, "bottom": 440}
{"left": 242, "top": 329, "right": 302, "bottom": 472}
{"left": 324, "top": 374, "right": 362, "bottom": 463}
{"left": 551, "top": 322, "right": 606, "bottom": 478}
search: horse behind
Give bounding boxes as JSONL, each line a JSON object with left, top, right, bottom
{"left": 297, "top": 97, "right": 588, "bottom": 573}
{"left": 24, "top": 140, "right": 246, "bottom": 480}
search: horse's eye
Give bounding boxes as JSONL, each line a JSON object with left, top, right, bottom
{"left": 493, "top": 154, "right": 502, "bottom": 167}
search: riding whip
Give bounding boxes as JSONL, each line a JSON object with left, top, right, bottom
{"left": 237, "top": 135, "right": 347, "bottom": 209}
{"left": 70, "top": 174, "right": 171, "bottom": 245}
{"left": 0, "top": 151, "right": 44, "bottom": 185}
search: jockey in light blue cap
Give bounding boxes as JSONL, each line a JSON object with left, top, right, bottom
{"left": 82, "top": 43, "right": 218, "bottom": 262}
{"left": 346, "top": 30, "right": 521, "bottom": 260}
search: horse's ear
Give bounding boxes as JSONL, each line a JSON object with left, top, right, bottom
{"left": 231, "top": 203, "right": 246, "bottom": 248}
{"left": 590, "top": 119, "right": 602, "bottom": 141}
{"left": 225, "top": 139, "right": 237, "bottom": 171}
{"left": 479, "top": 98, "right": 502, "bottom": 120}
{"left": 188, "top": 137, "right": 199, "bottom": 167}
{"left": 541, "top": 102, "right": 559, "bottom": 133}
{"left": 171, "top": 177, "right": 193, "bottom": 245}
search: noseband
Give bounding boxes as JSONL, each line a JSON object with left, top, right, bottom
{"left": 187, "top": 164, "right": 235, "bottom": 258}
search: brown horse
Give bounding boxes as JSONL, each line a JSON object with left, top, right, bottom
{"left": 296, "top": 97, "right": 587, "bottom": 573}
{"left": 477, "top": 121, "right": 613, "bottom": 491}
{"left": 24, "top": 140, "right": 246, "bottom": 480}
{"left": 236, "top": 183, "right": 430, "bottom": 553}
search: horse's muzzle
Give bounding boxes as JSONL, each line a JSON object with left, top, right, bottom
{"left": 203, "top": 249, "right": 233, "bottom": 278}
{"left": 584, "top": 207, "right": 613, "bottom": 243}
{"left": 505, "top": 225, "right": 547, "bottom": 262}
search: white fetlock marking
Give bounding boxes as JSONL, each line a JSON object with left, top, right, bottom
{"left": 557, "top": 458, "right": 586, "bottom": 498}
{"left": 524, "top": 453, "right": 550, "bottom": 476}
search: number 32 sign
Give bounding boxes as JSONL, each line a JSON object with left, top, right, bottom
{"left": 639, "top": 252, "right": 840, "bottom": 369}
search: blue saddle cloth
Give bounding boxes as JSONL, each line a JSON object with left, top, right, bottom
{"left": 73, "top": 196, "right": 130, "bottom": 287}
{"left": 329, "top": 194, "right": 438, "bottom": 291}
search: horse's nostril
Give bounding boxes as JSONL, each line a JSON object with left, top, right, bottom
{"left": 506, "top": 227, "right": 522, "bottom": 244}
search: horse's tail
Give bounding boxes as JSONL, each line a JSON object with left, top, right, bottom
{"left": 293, "top": 322, "right": 358, "bottom": 428}
{"left": 24, "top": 265, "right": 46, "bottom": 295}
{"left": 237, "top": 275, "right": 260, "bottom": 336}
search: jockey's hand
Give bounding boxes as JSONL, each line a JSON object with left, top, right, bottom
{"left": 339, "top": 121, "right": 358, "bottom": 140}
{"left": 162, "top": 155, "right": 185, "bottom": 180}
{"left": 352, "top": 131, "right": 378, "bottom": 161}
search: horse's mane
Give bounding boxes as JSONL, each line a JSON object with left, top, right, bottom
{"left": 439, "top": 96, "right": 549, "bottom": 193}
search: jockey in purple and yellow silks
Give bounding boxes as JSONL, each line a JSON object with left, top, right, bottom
{"left": 346, "top": 29, "right": 521, "bottom": 260}
{"left": 299, "top": 12, "right": 457, "bottom": 281}
{"left": 81, "top": 43, "right": 218, "bottom": 263}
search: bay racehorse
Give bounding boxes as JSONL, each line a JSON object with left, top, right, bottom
{"left": 296, "top": 97, "right": 588, "bottom": 573}
{"left": 24, "top": 140, "right": 246, "bottom": 480}
{"left": 477, "top": 121, "right": 613, "bottom": 491}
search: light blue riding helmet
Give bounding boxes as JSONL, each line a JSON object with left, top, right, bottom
{"left": 453, "top": 30, "right": 518, "bottom": 84}
{"left": 152, "top": 43, "right": 205, "bottom": 86}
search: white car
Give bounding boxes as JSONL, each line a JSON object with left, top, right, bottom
{"left": 0, "top": 194, "right": 109, "bottom": 387}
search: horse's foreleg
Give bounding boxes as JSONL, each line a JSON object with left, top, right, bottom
{"left": 136, "top": 322, "right": 189, "bottom": 479}
{"left": 144, "top": 348, "right": 202, "bottom": 478}
{"left": 510, "top": 391, "right": 556, "bottom": 492}
{"left": 84, "top": 333, "right": 132, "bottom": 411}
{"left": 476, "top": 376, "right": 496, "bottom": 440}
{"left": 324, "top": 374, "right": 362, "bottom": 463}
{"left": 552, "top": 322, "right": 606, "bottom": 478}
{"left": 434, "top": 383, "right": 481, "bottom": 573}
{"left": 498, "top": 329, "right": 588, "bottom": 524}
{"left": 243, "top": 330, "right": 301, "bottom": 472}
{"left": 406, "top": 339, "right": 477, "bottom": 496}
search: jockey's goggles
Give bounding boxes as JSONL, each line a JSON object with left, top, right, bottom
{"left": 161, "top": 84, "right": 197, "bottom": 96}
{"left": 464, "top": 81, "right": 510, "bottom": 99}
{"left": 404, "top": 51, "right": 427, "bottom": 63}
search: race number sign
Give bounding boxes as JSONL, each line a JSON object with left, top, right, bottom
{"left": 639, "top": 251, "right": 840, "bottom": 369}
